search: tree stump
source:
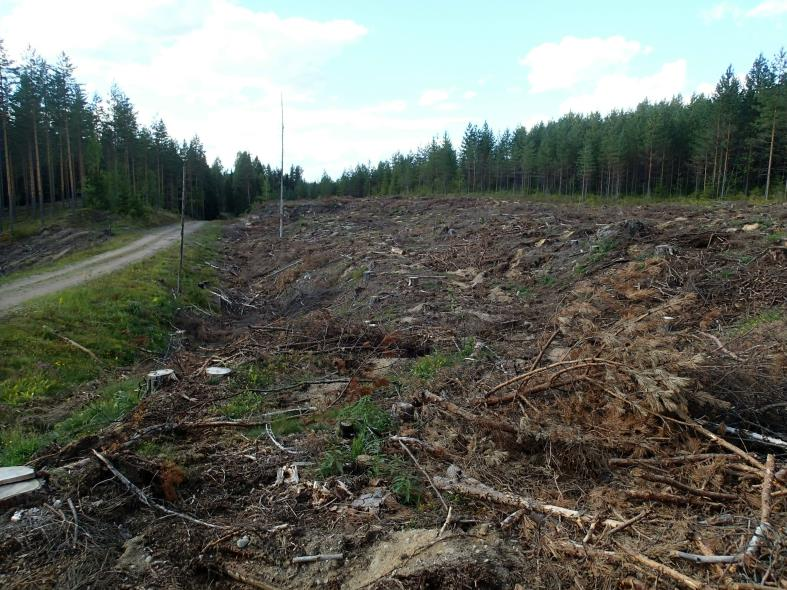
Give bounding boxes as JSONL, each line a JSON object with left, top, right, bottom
{"left": 145, "top": 369, "right": 176, "bottom": 396}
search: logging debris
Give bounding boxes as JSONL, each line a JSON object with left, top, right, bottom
{"left": 2, "top": 197, "right": 786, "bottom": 589}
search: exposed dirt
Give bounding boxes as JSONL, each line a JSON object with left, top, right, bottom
{"left": 0, "top": 221, "right": 206, "bottom": 314}
{"left": 1, "top": 196, "right": 786, "bottom": 589}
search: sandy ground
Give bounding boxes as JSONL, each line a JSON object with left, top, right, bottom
{"left": 0, "top": 221, "right": 206, "bottom": 314}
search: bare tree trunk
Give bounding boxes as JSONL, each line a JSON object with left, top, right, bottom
{"left": 764, "top": 110, "right": 776, "bottom": 200}
{"left": 64, "top": 118, "right": 75, "bottom": 207}
{"left": 279, "top": 93, "right": 284, "bottom": 239}
{"left": 32, "top": 113, "right": 44, "bottom": 222}
{"left": 45, "top": 130, "right": 54, "bottom": 207}
{"left": 720, "top": 124, "right": 731, "bottom": 198}
{"left": 59, "top": 135, "right": 65, "bottom": 202}
{"left": 646, "top": 149, "right": 653, "bottom": 197}
{"left": 28, "top": 144, "right": 35, "bottom": 215}
{"left": 0, "top": 114, "right": 8, "bottom": 230}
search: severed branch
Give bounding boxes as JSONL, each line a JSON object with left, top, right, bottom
{"left": 55, "top": 332, "right": 100, "bottom": 363}
{"left": 699, "top": 331, "right": 743, "bottom": 361}
{"left": 67, "top": 497, "right": 79, "bottom": 548}
{"left": 633, "top": 469, "right": 737, "bottom": 502}
{"left": 625, "top": 489, "right": 722, "bottom": 507}
{"left": 423, "top": 391, "right": 517, "bottom": 433}
{"left": 398, "top": 439, "right": 449, "bottom": 512}
{"left": 528, "top": 327, "right": 559, "bottom": 371}
{"left": 744, "top": 453, "right": 775, "bottom": 563}
{"left": 550, "top": 540, "right": 708, "bottom": 590}
{"left": 484, "top": 358, "right": 616, "bottom": 398}
{"left": 92, "top": 450, "right": 224, "bottom": 529}
{"left": 225, "top": 565, "right": 281, "bottom": 590}
{"left": 292, "top": 553, "right": 344, "bottom": 564}
{"left": 433, "top": 469, "right": 622, "bottom": 528}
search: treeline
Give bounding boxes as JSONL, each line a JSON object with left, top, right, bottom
{"left": 0, "top": 40, "right": 309, "bottom": 232}
{"left": 312, "top": 49, "right": 786, "bottom": 200}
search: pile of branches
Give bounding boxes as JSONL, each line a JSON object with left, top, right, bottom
{"left": 409, "top": 258, "right": 786, "bottom": 588}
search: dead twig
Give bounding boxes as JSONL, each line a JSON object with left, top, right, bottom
{"left": 423, "top": 391, "right": 516, "bottom": 433}
{"left": 398, "top": 439, "right": 449, "bottom": 512}
{"left": 55, "top": 332, "right": 100, "bottom": 363}
{"left": 699, "top": 331, "right": 743, "bottom": 361}
{"left": 633, "top": 469, "right": 738, "bottom": 502}
{"left": 92, "top": 449, "right": 224, "bottom": 529}
{"left": 225, "top": 565, "right": 281, "bottom": 590}
{"left": 292, "top": 553, "right": 344, "bottom": 564}
{"left": 66, "top": 497, "right": 79, "bottom": 548}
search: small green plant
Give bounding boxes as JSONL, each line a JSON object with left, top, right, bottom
{"left": 271, "top": 416, "right": 304, "bottom": 435}
{"left": 540, "top": 274, "right": 556, "bottom": 286}
{"left": 337, "top": 396, "right": 392, "bottom": 433}
{"left": 391, "top": 473, "right": 420, "bottom": 505}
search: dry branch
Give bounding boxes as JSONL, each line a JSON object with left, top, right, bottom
{"left": 225, "top": 565, "right": 282, "bottom": 590}
{"left": 633, "top": 469, "right": 738, "bottom": 502}
{"left": 432, "top": 470, "right": 623, "bottom": 528}
{"left": 398, "top": 439, "right": 448, "bottom": 512}
{"left": 55, "top": 333, "right": 100, "bottom": 362}
{"left": 92, "top": 450, "right": 224, "bottom": 529}
{"left": 423, "top": 391, "right": 516, "bottom": 433}
{"left": 744, "top": 453, "right": 775, "bottom": 562}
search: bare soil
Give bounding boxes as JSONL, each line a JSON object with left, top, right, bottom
{"left": 1, "top": 196, "right": 786, "bottom": 590}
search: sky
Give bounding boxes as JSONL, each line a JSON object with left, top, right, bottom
{"left": 1, "top": 0, "right": 785, "bottom": 180}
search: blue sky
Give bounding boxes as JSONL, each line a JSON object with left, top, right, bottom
{"left": 1, "top": 0, "right": 785, "bottom": 179}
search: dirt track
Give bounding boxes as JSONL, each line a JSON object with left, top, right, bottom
{"left": 0, "top": 221, "right": 205, "bottom": 314}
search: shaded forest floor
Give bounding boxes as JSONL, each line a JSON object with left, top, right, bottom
{"left": 2, "top": 196, "right": 787, "bottom": 589}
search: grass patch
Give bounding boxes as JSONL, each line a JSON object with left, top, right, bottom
{"left": 0, "top": 223, "right": 221, "bottom": 407}
{"left": 0, "top": 223, "right": 222, "bottom": 465}
{"left": 0, "top": 377, "right": 140, "bottom": 465}
{"left": 411, "top": 338, "right": 476, "bottom": 381}
{"left": 315, "top": 396, "right": 421, "bottom": 504}
{"left": 731, "top": 308, "right": 784, "bottom": 336}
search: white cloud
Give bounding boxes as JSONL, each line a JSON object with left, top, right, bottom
{"left": 559, "top": 59, "right": 687, "bottom": 114}
{"left": 703, "top": 2, "right": 743, "bottom": 21}
{"left": 695, "top": 82, "right": 716, "bottom": 96}
{"left": 747, "top": 0, "right": 787, "bottom": 16}
{"left": 0, "top": 0, "right": 373, "bottom": 178}
{"left": 463, "top": 90, "right": 477, "bottom": 100}
{"left": 703, "top": 0, "right": 787, "bottom": 21}
{"left": 520, "top": 36, "right": 644, "bottom": 93}
{"left": 419, "top": 89, "right": 451, "bottom": 106}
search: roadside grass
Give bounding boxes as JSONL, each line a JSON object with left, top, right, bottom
{"left": 0, "top": 222, "right": 222, "bottom": 465}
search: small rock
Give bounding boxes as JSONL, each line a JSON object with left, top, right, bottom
{"left": 352, "top": 488, "right": 386, "bottom": 512}
{"left": 391, "top": 402, "right": 415, "bottom": 421}
{"left": 236, "top": 535, "right": 250, "bottom": 549}
{"left": 742, "top": 223, "right": 760, "bottom": 232}
{"left": 654, "top": 244, "right": 675, "bottom": 257}
{"left": 354, "top": 454, "right": 374, "bottom": 468}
